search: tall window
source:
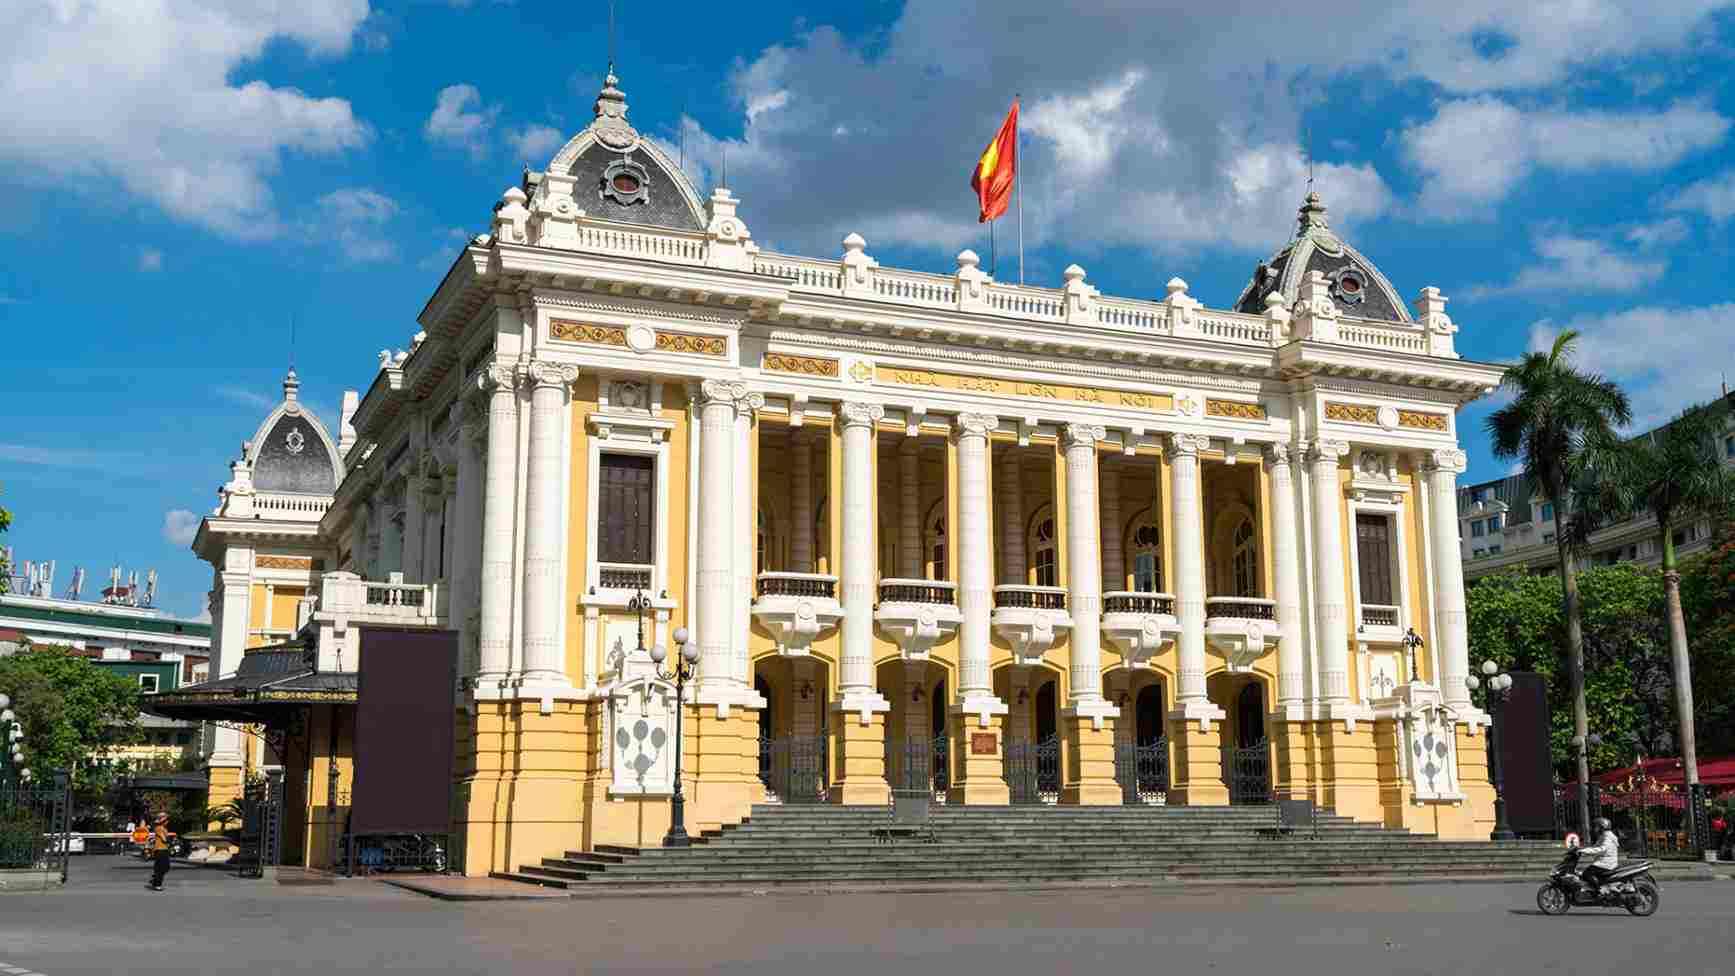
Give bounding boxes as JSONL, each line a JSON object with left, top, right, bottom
{"left": 1032, "top": 511, "right": 1057, "bottom": 587}
{"left": 1130, "top": 520, "right": 1163, "bottom": 592}
{"left": 1231, "top": 519, "right": 1258, "bottom": 597}
{"left": 928, "top": 516, "right": 947, "bottom": 581}
{"left": 597, "top": 453, "right": 655, "bottom": 564}
{"left": 1355, "top": 513, "right": 1394, "bottom": 606}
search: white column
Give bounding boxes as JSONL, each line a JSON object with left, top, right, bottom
{"left": 1167, "top": 433, "right": 1212, "bottom": 708}
{"left": 1307, "top": 439, "right": 1352, "bottom": 705}
{"left": 1062, "top": 424, "right": 1109, "bottom": 707}
{"left": 789, "top": 433, "right": 815, "bottom": 574}
{"left": 997, "top": 450, "right": 1025, "bottom": 585}
{"left": 733, "top": 396, "right": 762, "bottom": 687}
{"left": 1265, "top": 443, "right": 1305, "bottom": 707}
{"left": 1425, "top": 448, "right": 1472, "bottom": 707}
{"left": 955, "top": 413, "right": 1003, "bottom": 717}
{"left": 209, "top": 555, "right": 253, "bottom": 766}
{"left": 517, "top": 360, "right": 580, "bottom": 694}
{"left": 898, "top": 438, "right": 922, "bottom": 578}
{"left": 1099, "top": 457, "right": 1124, "bottom": 592}
{"left": 696, "top": 381, "right": 744, "bottom": 697}
{"left": 837, "top": 401, "right": 888, "bottom": 711}
{"left": 455, "top": 414, "right": 487, "bottom": 680}
{"left": 475, "top": 365, "right": 520, "bottom": 690}
{"left": 380, "top": 499, "right": 404, "bottom": 576}
{"left": 402, "top": 472, "right": 428, "bottom": 582}
{"left": 348, "top": 505, "right": 370, "bottom": 577}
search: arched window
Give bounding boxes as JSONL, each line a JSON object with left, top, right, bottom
{"left": 1129, "top": 517, "right": 1163, "bottom": 592}
{"left": 1028, "top": 505, "right": 1057, "bottom": 587}
{"left": 1232, "top": 519, "right": 1257, "bottom": 597}
{"left": 926, "top": 501, "right": 947, "bottom": 581}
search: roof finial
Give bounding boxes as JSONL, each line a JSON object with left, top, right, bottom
{"left": 1297, "top": 188, "right": 1330, "bottom": 236}
{"left": 283, "top": 366, "right": 300, "bottom": 403}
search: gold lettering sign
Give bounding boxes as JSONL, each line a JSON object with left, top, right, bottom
{"left": 1324, "top": 401, "right": 1379, "bottom": 424}
{"left": 655, "top": 331, "right": 726, "bottom": 356}
{"left": 762, "top": 353, "right": 839, "bottom": 377}
{"left": 1205, "top": 398, "right": 1267, "bottom": 421}
{"left": 876, "top": 366, "right": 1173, "bottom": 412}
{"left": 1398, "top": 410, "right": 1449, "bottom": 431}
{"left": 549, "top": 319, "right": 626, "bottom": 346}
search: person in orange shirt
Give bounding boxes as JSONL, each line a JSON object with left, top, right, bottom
{"left": 146, "top": 812, "right": 171, "bottom": 891}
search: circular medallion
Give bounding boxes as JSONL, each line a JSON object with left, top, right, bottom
{"left": 626, "top": 325, "right": 656, "bottom": 353}
{"left": 1377, "top": 405, "right": 1399, "bottom": 431}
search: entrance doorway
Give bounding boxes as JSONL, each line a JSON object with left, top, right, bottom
{"left": 1229, "top": 681, "right": 1271, "bottom": 804}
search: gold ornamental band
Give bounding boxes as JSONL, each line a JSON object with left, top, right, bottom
{"left": 875, "top": 365, "right": 1175, "bottom": 412}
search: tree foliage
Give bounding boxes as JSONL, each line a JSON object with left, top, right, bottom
{"left": 0, "top": 646, "right": 141, "bottom": 792}
{"left": 1679, "top": 538, "right": 1735, "bottom": 756}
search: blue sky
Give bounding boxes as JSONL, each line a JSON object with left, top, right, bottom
{"left": 3, "top": 1, "right": 1734, "bottom": 621}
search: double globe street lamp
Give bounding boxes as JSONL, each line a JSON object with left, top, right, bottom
{"left": 0, "top": 692, "right": 26, "bottom": 787}
{"left": 648, "top": 628, "right": 698, "bottom": 849}
{"left": 1465, "top": 660, "right": 1517, "bottom": 841}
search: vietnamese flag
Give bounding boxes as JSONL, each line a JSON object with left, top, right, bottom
{"left": 971, "top": 99, "right": 1018, "bottom": 223}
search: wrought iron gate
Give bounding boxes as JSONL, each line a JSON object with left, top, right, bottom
{"left": 1115, "top": 739, "right": 1170, "bottom": 805}
{"left": 931, "top": 735, "right": 950, "bottom": 798}
{"left": 1005, "top": 735, "right": 1060, "bottom": 804}
{"left": 0, "top": 775, "right": 72, "bottom": 883}
{"left": 236, "top": 770, "right": 284, "bottom": 878}
{"left": 1230, "top": 739, "right": 1271, "bottom": 805}
{"left": 887, "top": 737, "right": 949, "bottom": 800}
{"left": 760, "top": 735, "right": 827, "bottom": 804}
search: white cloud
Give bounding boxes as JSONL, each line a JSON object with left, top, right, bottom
{"left": 0, "top": 444, "right": 109, "bottom": 468}
{"left": 1624, "top": 217, "right": 1689, "bottom": 248}
{"left": 162, "top": 509, "right": 200, "bottom": 547}
{"left": 214, "top": 386, "right": 275, "bottom": 411}
{"left": 0, "top": 1, "right": 371, "bottom": 237}
{"left": 137, "top": 247, "right": 164, "bottom": 272}
{"left": 418, "top": 226, "right": 477, "bottom": 270}
{"left": 1403, "top": 98, "right": 1730, "bottom": 218}
{"left": 318, "top": 187, "right": 398, "bottom": 223}
{"left": 1529, "top": 303, "right": 1735, "bottom": 429}
{"left": 508, "top": 124, "right": 565, "bottom": 164}
{"left": 185, "top": 605, "right": 213, "bottom": 625}
{"left": 425, "top": 84, "right": 498, "bottom": 157}
{"left": 1666, "top": 170, "right": 1735, "bottom": 221}
{"left": 1465, "top": 233, "right": 1666, "bottom": 298}
{"left": 316, "top": 187, "right": 401, "bottom": 261}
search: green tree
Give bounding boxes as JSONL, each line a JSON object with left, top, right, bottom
{"left": 1679, "top": 538, "right": 1735, "bottom": 757}
{"left": 1578, "top": 400, "right": 1735, "bottom": 795}
{"left": 0, "top": 646, "right": 142, "bottom": 794}
{"left": 1487, "top": 330, "right": 1631, "bottom": 825}
{"left": 1465, "top": 565, "right": 1669, "bottom": 775}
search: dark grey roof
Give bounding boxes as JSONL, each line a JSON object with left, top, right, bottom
{"left": 1234, "top": 192, "right": 1410, "bottom": 323}
{"left": 568, "top": 142, "right": 703, "bottom": 231}
{"left": 1456, "top": 474, "right": 1534, "bottom": 521}
{"left": 254, "top": 411, "right": 338, "bottom": 494}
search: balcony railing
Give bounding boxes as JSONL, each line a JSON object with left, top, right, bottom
{"left": 365, "top": 583, "right": 425, "bottom": 608}
{"left": 757, "top": 572, "right": 839, "bottom": 600}
{"left": 1103, "top": 591, "right": 1176, "bottom": 615}
{"left": 994, "top": 586, "right": 1068, "bottom": 611}
{"left": 597, "top": 562, "right": 654, "bottom": 591}
{"left": 1204, "top": 597, "right": 1276, "bottom": 621}
{"left": 312, "top": 572, "right": 446, "bottom": 627}
{"left": 878, "top": 579, "right": 957, "bottom": 606}
{"left": 1359, "top": 603, "right": 1401, "bottom": 628}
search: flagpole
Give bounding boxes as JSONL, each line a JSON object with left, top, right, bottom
{"left": 990, "top": 219, "right": 996, "bottom": 280}
{"left": 1016, "top": 93, "right": 1023, "bottom": 286}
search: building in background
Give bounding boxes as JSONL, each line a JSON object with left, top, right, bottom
{"left": 1457, "top": 391, "right": 1735, "bottom": 581}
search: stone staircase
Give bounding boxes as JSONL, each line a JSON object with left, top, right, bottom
{"left": 493, "top": 804, "right": 1567, "bottom": 893}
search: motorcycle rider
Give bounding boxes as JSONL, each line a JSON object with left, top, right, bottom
{"left": 1576, "top": 817, "right": 1621, "bottom": 892}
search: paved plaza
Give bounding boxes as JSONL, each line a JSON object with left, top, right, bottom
{"left": 0, "top": 857, "right": 1729, "bottom": 975}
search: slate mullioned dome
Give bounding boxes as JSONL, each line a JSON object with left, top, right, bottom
{"left": 249, "top": 370, "right": 342, "bottom": 495}
{"left": 1233, "top": 192, "right": 1410, "bottom": 323}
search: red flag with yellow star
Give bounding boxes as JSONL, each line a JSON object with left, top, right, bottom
{"left": 971, "top": 99, "right": 1018, "bottom": 223}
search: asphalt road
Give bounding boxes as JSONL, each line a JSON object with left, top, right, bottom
{"left": 1, "top": 856, "right": 1729, "bottom": 975}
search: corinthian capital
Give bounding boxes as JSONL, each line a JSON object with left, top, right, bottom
{"left": 521, "top": 359, "right": 580, "bottom": 391}
{"left": 955, "top": 412, "right": 999, "bottom": 438}
{"left": 1062, "top": 422, "right": 1106, "bottom": 449}
{"left": 838, "top": 400, "right": 886, "bottom": 429}
{"left": 1306, "top": 438, "right": 1350, "bottom": 464}
{"left": 1165, "top": 432, "right": 1212, "bottom": 457}
{"left": 1425, "top": 448, "right": 1468, "bottom": 474}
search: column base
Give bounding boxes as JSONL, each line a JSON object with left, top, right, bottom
{"left": 830, "top": 700, "right": 890, "bottom": 806}
{"left": 454, "top": 699, "right": 588, "bottom": 876}
{"left": 205, "top": 764, "right": 245, "bottom": 829}
{"left": 1169, "top": 707, "right": 1228, "bottom": 806}
{"left": 1315, "top": 718, "right": 1381, "bottom": 823}
{"left": 948, "top": 706, "right": 1009, "bottom": 806}
{"left": 686, "top": 702, "right": 763, "bottom": 834}
{"left": 1060, "top": 706, "right": 1120, "bottom": 806}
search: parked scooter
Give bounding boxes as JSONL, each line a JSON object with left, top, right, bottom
{"left": 1536, "top": 845, "right": 1660, "bottom": 916}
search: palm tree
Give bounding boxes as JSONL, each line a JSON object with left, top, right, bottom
{"left": 1578, "top": 398, "right": 1735, "bottom": 809}
{"left": 1487, "top": 330, "right": 1630, "bottom": 831}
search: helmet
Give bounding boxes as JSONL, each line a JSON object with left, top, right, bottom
{"left": 1594, "top": 817, "right": 1612, "bottom": 832}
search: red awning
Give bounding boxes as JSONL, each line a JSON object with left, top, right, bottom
{"left": 1585, "top": 755, "right": 1735, "bottom": 797}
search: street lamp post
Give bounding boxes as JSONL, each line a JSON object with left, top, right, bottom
{"left": 1, "top": 692, "right": 24, "bottom": 788}
{"left": 651, "top": 628, "right": 698, "bottom": 849}
{"left": 1466, "top": 660, "right": 1516, "bottom": 841}
{"left": 1401, "top": 628, "right": 1424, "bottom": 684}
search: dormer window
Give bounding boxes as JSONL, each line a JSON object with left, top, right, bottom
{"left": 600, "top": 155, "right": 650, "bottom": 206}
{"left": 1329, "top": 267, "right": 1367, "bottom": 307}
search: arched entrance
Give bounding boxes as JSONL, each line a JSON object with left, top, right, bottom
{"left": 1135, "top": 683, "right": 1164, "bottom": 745}
{"left": 752, "top": 659, "right": 829, "bottom": 804}
{"left": 1117, "top": 680, "right": 1171, "bottom": 804}
{"left": 1228, "top": 679, "right": 1271, "bottom": 804}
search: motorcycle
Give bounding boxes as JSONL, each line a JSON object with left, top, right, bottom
{"left": 1536, "top": 847, "right": 1659, "bottom": 917}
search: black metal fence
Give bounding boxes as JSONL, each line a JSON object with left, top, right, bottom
{"left": 760, "top": 735, "right": 828, "bottom": 804}
{"left": 1115, "top": 739, "right": 1169, "bottom": 805}
{"left": 886, "top": 737, "right": 949, "bottom": 800}
{"left": 1553, "top": 782, "right": 1726, "bottom": 860}
{"left": 1230, "top": 740, "right": 1272, "bottom": 805}
{"left": 346, "top": 832, "right": 451, "bottom": 874}
{"left": 235, "top": 771, "right": 284, "bottom": 879}
{"left": 1005, "top": 736, "right": 1060, "bottom": 805}
{"left": 0, "top": 778, "right": 71, "bottom": 882}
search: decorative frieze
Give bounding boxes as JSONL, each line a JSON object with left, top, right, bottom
{"left": 549, "top": 319, "right": 627, "bottom": 346}
{"left": 655, "top": 331, "right": 726, "bottom": 356}
{"left": 1204, "top": 398, "right": 1266, "bottom": 421}
{"left": 1398, "top": 409, "right": 1449, "bottom": 431}
{"left": 762, "top": 352, "right": 839, "bottom": 377}
{"left": 876, "top": 365, "right": 1174, "bottom": 413}
{"left": 256, "top": 555, "right": 313, "bottom": 571}
{"left": 548, "top": 319, "right": 725, "bottom": 357}
{"left": 1323, "top": 401, "right": 1379, "bottom": 424}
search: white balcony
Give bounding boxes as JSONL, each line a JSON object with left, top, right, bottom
{"left": 1356, "top": 603, "right": 1405, "bottom": 644}
{"left": 1102, "top": 591, "right": 1180, "bottom": 669}
{"left": 1203, "top": 597, "right": 1279, "bottom": 672}
{"left": 311, "top": 571, "right": 448, "bottom": 628}
{"left": 991, "top": 585, "right": 1071, "bottom": 667}
{"left": 752, "top": 572, "right": 842, "bottom": 658}
{"left": 874, "top": 579, "right": 961, "bottom": 662}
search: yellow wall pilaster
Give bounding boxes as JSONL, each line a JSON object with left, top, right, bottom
{"left": 1169, "top": 716, "right": 1228, "bottom": 806}
{"left": 1060, "top": 714, "right": 1120, "bottom": 805}
{"left": 830, "top": 707, "right": 890, "bottom": 805}
{"left": 948, "top": 714, "right": 1010, "bottom": 805}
